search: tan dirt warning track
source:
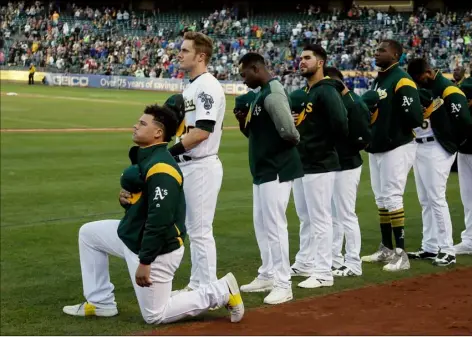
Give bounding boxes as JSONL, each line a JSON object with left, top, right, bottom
{"left": 148, "top": 268, "right": 472, "bottom": 336}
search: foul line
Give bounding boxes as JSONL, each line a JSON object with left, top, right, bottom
{"left": 0, "top": 126, "right": 239, "bottom": 133}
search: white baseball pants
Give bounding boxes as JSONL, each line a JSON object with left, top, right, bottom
{"left": 458, "top": 153, "right": 472, "bottom": 246}
{"left": 78, "top": 220, "right": 229, "bottom": 324}
{"left": 179, "top": 155, "right": 223, "bottom": 290}
{"left": 252, "top": 179, "right": 292, "bottom": 289}
{"left": 292, "top": 172, "right": 336, "bottom": 281}
{"left": 369, "top": 142, "right": 417, "bottom": 212}
{"left": 413, "top": 141, "right": 456, "bottom": 255}
{"left": 332, "top": 166, "right": 362, "bottom": 274}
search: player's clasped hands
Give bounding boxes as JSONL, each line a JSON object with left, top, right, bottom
{"left": 119, "top": 189, "right": 131, "bottom": 206}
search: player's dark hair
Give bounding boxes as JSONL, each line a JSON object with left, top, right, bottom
{"left": 303, "top": 44, "right": 327, "bottom": 64}
{"left": 239, "top": 52, "right": 266, "bottom": 68}
{"left": 407, "top": 58, "right": 430, "bottom": 79}
{"left": 382, "top": 39, "right": 403, "bottom": 61}
{"left": 144, "top": 105, "right": 179, "bottom": 142}
{"left": 324, "top": 67, "right": 344, "bottom": 81}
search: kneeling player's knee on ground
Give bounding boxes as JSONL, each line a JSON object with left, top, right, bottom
{"left": 141, "top": 309, "right": 164, "bottom": 325}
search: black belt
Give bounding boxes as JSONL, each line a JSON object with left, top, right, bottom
{"left": 415, "top": 136, "right": 435, "bottom": 144}
{"left": 174, "top": 155, "right": 193, "bottom": 163}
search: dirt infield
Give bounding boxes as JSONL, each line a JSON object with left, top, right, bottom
{"left": 153, "top": 268, "right": 472, "bottom": 335}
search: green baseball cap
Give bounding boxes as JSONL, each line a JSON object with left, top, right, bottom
{"left": 120, "top": 164, "right": 144, "bottom": 193}
{"left": 164, "top": 94, "right": 185, "bottom": 123}
{"left": 289, "top": 89, "right": 309, "bottom": 114}
{"left": 361, "top": 90, "right": 380, "bottom": 113}
{"left": 234, "top": 91, "right": 256, "bottom": 112}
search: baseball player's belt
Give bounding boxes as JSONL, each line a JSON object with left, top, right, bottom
{"left": 415, "top": 136, "right": 435, "bottom": 144}
{"left": 174, "top": 155, "right": 193, "bottom": 163}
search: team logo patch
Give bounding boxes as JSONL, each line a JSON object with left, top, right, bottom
{"left": 451, "top": 103, "right": 461, "bottom": 114}
{"left": 198, "top": 92, "right": 214, "bottom": 110}
{"left": 402, "top": 96, "right": 413, "bottom": 106}
{"left": 253, "top": 105, "right": 262, "bottom": 116}
{"left": 153, "top": 187, "right": 168, "bottom": 201}
{"left": 376, "top": 88, "right": 388, "bottom": 99}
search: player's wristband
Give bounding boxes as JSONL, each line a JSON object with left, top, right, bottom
{"left": 168, "top": 142, "right": 186, "bottom": 156}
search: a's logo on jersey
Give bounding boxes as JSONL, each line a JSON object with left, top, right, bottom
{"left": 402, "top": 96, "right": 413, "bottom": 106}
{"left": 451, "top": 103, "right": 462, "bottom": 114}
{"left": 184, "top": 99, "right": 196, "bottom": 112}
{"left": 376, "top": 88, "right": 388, "bottom": 99}
{"left": 198, "top": 92, "right": 214, "bottom": 110}
{"left": 253, "top": 105, "right": 262, "bottom": 116}
{"left": 153, "top": 187, "right": 168, "bottom": 201}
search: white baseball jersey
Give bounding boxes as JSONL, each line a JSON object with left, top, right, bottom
{"left": 176, "top": 72, "right": 226, "bottom": 158}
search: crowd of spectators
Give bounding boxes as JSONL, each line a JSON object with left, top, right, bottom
{"left": 1, "top": 1, "right": 471, "bottom": 91}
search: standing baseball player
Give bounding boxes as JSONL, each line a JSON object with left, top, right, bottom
{"left": 454, "top": 76, "right": 472, "bottom": 255}
{"left": 323, "top": 67, "right": 372, "bottom": 276}
{"left": 289, "top": 45, "right": 349, "bottom": 288}
{"left": 168, "top": 32, "right": 225, "bottom": 294}
{"left": 237, "top": 52, "right": 303, "bottom": 305}
{"left": 361, "top": 40, "right": 423, "bottom": 271}
{"left": 63, "top": 104, "right": 244, "bottom": 324}
{"left": 406, "top": 58, "right": 472, "bottom": 266}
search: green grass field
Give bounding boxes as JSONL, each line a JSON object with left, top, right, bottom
{"left": 1, "top": 82, "right": 471, "bottom": 335}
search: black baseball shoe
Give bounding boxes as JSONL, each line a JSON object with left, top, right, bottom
{"left": 432, "top": 253, "right": 456, "bottom": 267}
{"left": 407, "top": 249, "right": 437, "bottom": 260}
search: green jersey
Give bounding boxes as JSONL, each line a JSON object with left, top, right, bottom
{"left": 459, "top": 77, "right": 472, "bottom": 154}
{"left": 242, "top": 79, "right": 303, "bottom": 185}
{"left": 335, "top": 90, "right": 372, "bottom": 170}
{"left": 297, "top": 78, "right": 349, "bottom": 173}
{"left": 118, "top": 143, "right": 186, "bottom": 265}
{"left": 367, "top": 63, "right": 423, "bottom": 153}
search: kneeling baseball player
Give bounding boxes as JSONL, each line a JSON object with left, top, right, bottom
{"left": 62, "top": 98, "right": 244, "bottom": 324}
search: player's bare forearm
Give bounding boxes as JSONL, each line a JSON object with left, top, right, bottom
{"left": 181, "top": 127, "right": 210, "bottom": 150}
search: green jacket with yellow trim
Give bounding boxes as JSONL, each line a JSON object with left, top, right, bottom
{"left": 335, "top": 90, "right": 372, "bottom": 170}
{"left": 117, "top": 143, "right": 186, "bottom": 265}
{"left": 297, "top": 78, "right": 349, "bottom": 173}
{"left": 425, "top": 71, "right": 472, "bottom": 154}
{"left": 366, "top": 63, "right": 423, "bottom": 153}
{"left": 459, "top": 77, "right": 472, "bottom": 154}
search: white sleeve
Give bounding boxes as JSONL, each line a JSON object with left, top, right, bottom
{"left": 194, "top": 83, "right": 222, "bottom": 122}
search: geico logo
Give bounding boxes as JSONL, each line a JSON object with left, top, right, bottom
{"left": 52, "top": 76, "right": 89, "bottom": 86}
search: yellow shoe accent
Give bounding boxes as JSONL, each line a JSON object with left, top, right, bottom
{"left": 84, "top": 303, "right": 96, "bottom": 316}
{"left": 228, "top": 293, "right": 242, "bottom": 307}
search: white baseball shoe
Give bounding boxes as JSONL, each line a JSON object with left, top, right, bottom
{"left": 222, "top": 273, "right": 244, "bottom": 323}
{"left": 383, "top": 248, "right": 410, "bottom": 272}
{"left": 362, "top": 243, "right": 394, "bottom": 263}
{"left": 263, "top": 286, "right": 293, "bottom": 305}
{"left": 290, "top": 267, "right": 313, "bottom": 277}
{"left": 332, "top": 266, "right": 362, "bottom": 277}
{"left": 240, "top": 278, "right": 274, "bottom": 293}
{"left": 63, "top": 302, "right": 118, "bottom": 317}
{"left": 298, "top": 277, "right": 334, "bottom": 289}
{"left": 171, "top": 285, "right": 193, "bottom": 297}
{"left": 454, "top": 242, "right": 472, "bottom": 255}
